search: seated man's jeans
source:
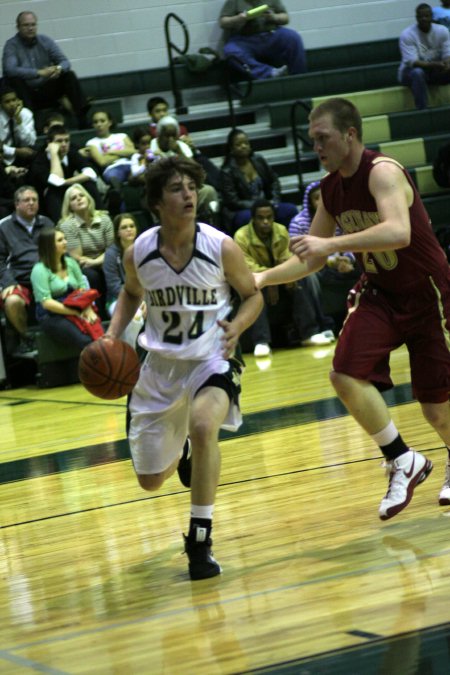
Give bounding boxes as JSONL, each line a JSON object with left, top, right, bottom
{"left": 224, "top": 28, "right": 307, "bottom": 80}
{"left": 400, "top": 66, "right": 450, "bottom": 109}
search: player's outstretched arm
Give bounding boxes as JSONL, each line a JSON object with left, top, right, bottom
{"left": 219, "top": 238, "right": 263, "bottom": 359}
{"left": 301, "top": 162, "right": 412, "bottom": 255}
{"left": 254, "top": 254, "right": 309, "bottom": 290}
{"left": 255, "top": 200, "right": 335, "bottom": 289}
{"left": 106, "top": 245, "right": 144, "bottom": 340}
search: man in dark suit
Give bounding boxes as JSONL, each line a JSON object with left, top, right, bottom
{"left": 29, "top": 124, "right": 102, "bottom": 222}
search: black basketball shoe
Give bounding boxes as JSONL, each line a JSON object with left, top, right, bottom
{"left": 184, "top": 528, "right": 222, "bottom": 581}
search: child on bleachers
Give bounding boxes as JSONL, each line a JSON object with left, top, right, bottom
{"left": 83, "top": 111, "right": 134, "bottom": 185}
{"left": 147, "top": 96, "right": 189, "bottom": 141}
{"left": 129, "top": 127, "right": 154, "bottom": 185}
{"left": 0, "top": 85, "right": 37, "bottom": 167}
{"left": 83, "top": 110, "right": 135, "bottom": 215}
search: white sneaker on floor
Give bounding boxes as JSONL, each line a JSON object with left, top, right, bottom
{"left": 301, "top": 332, "right": 334, "bottom": 346}
{"left": 439, "top": 460, "right": 450, "bottom": 506}
{"left": 321, "top": 330, "right": 336, "bottom": 341}
{"left": 379, "top": 449, "right": 433, "bottom": 521}
{"left": 253, "top": 343, "right": 271, "bottom": 357}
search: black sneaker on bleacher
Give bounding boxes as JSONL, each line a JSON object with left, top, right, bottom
{"left": 13, "top": 335, "right": 37, "bottom": 359}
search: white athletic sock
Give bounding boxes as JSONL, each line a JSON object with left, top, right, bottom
{"left": 371, "top": 420, "right": 400, "bottom": 447}
{"left": 191, "top": 504, "right": 214, "bottom": 520}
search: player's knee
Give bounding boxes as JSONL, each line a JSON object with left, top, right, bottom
{"left": 329, "top": 370, "right": 347, "bottom": 393}
{"left": 421, "top": 402, "right": 450, "bottom": 431}
{"left": 329, "top": 370, "right": 361, "bottom": 400}
{"left": 137, "top": 473, "right": 165, "bottom": 491}
{"left": 190, "top": 418, "right": 218, "bottom": 448}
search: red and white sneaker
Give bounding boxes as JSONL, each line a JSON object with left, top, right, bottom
{"left": 439, "top": 460, "right": 450, "bottom": 506}
{"left": 379, "top": 449, "right": 433, "bottom": 521}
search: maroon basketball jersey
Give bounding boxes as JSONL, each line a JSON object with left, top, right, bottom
{"left": 321, "top": 149, "right": 448, "bottom": 293}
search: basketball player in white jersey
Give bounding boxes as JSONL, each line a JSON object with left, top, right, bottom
{"left": 106, "top": 156, "right": 262, "bottom": 580}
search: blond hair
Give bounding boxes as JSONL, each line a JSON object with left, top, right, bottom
{"left": 59, "top": 183, "right": 97, "bottom": 223}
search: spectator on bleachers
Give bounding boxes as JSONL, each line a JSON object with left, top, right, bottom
{"left": 147, "top": 96, "right": 189, "bottom": 141}
{"left": 289, "top": 180, "right": 356, "bottom": 273}
{"left": 220, "top": 128, "right": 298, "bottom": 233}
{"left": 433, "top": 1, "right": 450, "bottom": 30}
{"left": 2, "top": 11, "right": 90, "bottom": 129}
{"left": 234, "top": 198, "right": 334, "bottom": 357}
{"left": 29, "top": 124, "right": 101, "bottom": 223}
{"left": 150, "top": 115, "right": 193, "bottom": 160}
{"left": 129, "top": 127, "right": 154, "bottom": 186}
{"left": 84, "top": 111, "right": 135, "bottom": 187}
{"left": 433, "top": 137, "right": 450, "bottom": 186}
{"left": 30, "top": 227, "right": 100, "bottom": 351}
{"left": 289, "top": 179, "right": 359, "bottom": 332}
{"left": 151, "top": 116, "right": 219, "bottom": 223}
{"left": 0, "top": 185, "right": 54, "bottom": 355}
{"left": 0, "top": 145, "right": 28, "bottom": 219}
{"left": 124, "top": 127, "right": 156, "bottom": 219}
{"left": 58, "top": 183, "right": 114, "bottom": 317}
{"left": 83, "top": 110, "right": 135, "bottom": 216}
{"left": 103, "top": 213, "right": 145, "bottom": 347}
{"left": 147, "top": 99, "right": 221, "bottom": 192}
{"left": 0, "top": 85, "right": 36, "bottom": 167}
{"left": 398, "top": 3, "right": 450, "bottom": 109}
{"left": 41, "top": 112, "right": 65, "bottom": 136}
{"left": 219, "top": 0, "right": 306, "bottom": 79}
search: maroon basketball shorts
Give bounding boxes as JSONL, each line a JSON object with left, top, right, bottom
{"left": 333, "top": 277, "right": 450, "bottom": 404}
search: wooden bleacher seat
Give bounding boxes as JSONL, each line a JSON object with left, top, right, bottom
{"left": 269, "top": 84, "right": 450, "bottom": 129}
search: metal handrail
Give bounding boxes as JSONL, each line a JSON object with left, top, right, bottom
{"left": 290, "top": 99, "right": 312, "bottom": 195}
{"left": 164, "top": 13, "right": 190, "bottom": 113}
{"left": 223, "top": 56, "right": 253, "bottom": 129}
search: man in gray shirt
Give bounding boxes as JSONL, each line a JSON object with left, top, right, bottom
{"left": 2, "top": 11, "right": 90, "bottom": 128}
{"left": 398, "top": 3, "right": 450, "bottom": 108}
{"left": 0, "top": 185, "right": 54, "bottom": 354}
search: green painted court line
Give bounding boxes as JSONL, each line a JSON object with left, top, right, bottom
{"left": 0, "top": 383, "right": 414, "bottom": 486}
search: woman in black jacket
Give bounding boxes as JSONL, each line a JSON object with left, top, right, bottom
{"left": 220, "top": 128, "right": 298, "bottom": 233}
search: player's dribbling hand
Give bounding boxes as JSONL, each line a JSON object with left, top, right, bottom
{"left": 217, "top": 319, "right": 239, "bottom": 360}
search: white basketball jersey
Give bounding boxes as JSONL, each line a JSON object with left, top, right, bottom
{"left": 134, "top": 222, "right": 233, "bottom": 359}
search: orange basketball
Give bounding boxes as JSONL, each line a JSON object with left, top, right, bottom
{"left": 78, "top": 338, "right": 140, "bottom": 399}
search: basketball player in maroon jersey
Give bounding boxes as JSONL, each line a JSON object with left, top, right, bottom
{"left": 255, "top": 97, "right": 450, "bottom": 520}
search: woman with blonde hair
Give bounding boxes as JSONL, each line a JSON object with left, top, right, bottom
{"left": 59, "top": 183, "right": 114, "bottom": 316}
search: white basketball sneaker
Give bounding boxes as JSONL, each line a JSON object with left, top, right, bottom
{"left": 379, "top": 449, "right": 433, "bottom": 521}
{"left": 439, "top": 459, "right": 450, "bottom": 506}
{"left": 253, "top": 343, "right": 271, "bottom": 357}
